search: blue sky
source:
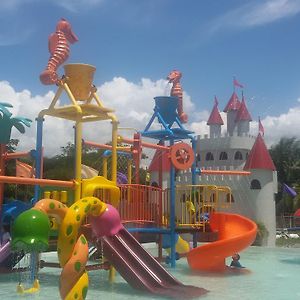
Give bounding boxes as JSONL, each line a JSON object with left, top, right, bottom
{"left": 1, "top": 0, "right": 300, "bottom": 155}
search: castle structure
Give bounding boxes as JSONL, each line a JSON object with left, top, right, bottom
{"left": 149, "top": 91, "right": 277, "bottom": 246}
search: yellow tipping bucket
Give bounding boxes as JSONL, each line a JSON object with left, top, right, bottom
{"left": 64, "top": 63, "right": 96, "bottom": 101}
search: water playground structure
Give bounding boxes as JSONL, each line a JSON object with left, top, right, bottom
{"left": 0, "top": 19, "right": 260, "bottom": 299}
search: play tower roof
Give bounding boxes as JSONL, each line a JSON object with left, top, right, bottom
{"left": 207, "top": 99, "right": 224, "bottom": 125}
{"left": 244, "top": 133, "right": 276, "bottom": 170}
{"left": 235, "top": 95, "right": 252, "bottom": 122}
{"left": 223, "top": 92, "right": 241, "bottom": 112}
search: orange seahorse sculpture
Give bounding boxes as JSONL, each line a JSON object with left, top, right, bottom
{"left": 40, "top": 18, "right": 78, "bottom": 85}
{"left": 167, "top": 70, "right": 188, "bottom": 123}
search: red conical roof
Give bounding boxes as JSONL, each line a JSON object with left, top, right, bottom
{"left": 235, "top": 96, "right": 252, "bottom": 122}
{"left": 223, "top": 92, "right": 241, "bottom": 112}
{"left": 207, "top": 100, "right": 224, "bottom": 125}
{"left": 244, "top": 134, "right": 276, "bottom": 170}
{"left": 148, "top": 149, "right": 171, "bottom": 172}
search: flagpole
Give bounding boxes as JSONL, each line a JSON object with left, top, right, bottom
{"left": 233, "top": 76, "right": 236, "bottom": 92}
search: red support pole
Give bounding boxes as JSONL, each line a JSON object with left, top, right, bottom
{"left": 0, "top": 144, "right": 6, "bottom": 213}
{"left": 5, "top": 151, "right": 31, "bottom": 160}
{"left": 0, "top": 176, "right": 75, "bottom": 188}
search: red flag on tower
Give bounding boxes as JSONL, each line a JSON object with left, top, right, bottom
{"left": 258, "top": 117, "right": 264, "bottom": 136}
{"left": 233, "top": 77, "right": 244, "bottom": 88}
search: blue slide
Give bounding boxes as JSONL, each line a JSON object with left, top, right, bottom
{"left": 2, "top": 200, "right": 31, "bottom": 225}
{"left": 0, "top": 200, "right": 30, "bottom": 269}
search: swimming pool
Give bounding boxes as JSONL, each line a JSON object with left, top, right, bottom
{"left": 0, "top": 246, "right": 299, "bottom": 299}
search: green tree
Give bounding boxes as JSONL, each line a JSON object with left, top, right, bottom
{"left": 269, "top": 137, "right": 300, "bottom": 184}
{"left": 269, "top": 137, "right": 300, "bottom": 215}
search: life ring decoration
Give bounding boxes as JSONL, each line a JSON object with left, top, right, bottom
{"left": 170, "top": 142, "right": 194, "bottom": 170}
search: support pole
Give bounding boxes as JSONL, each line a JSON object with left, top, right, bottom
{"left": 0, "top": 144, "right": 6, "bottom": 212}
{"left": 74, "top": 120, "right": 82, "bottom": 202}
{"left": 111, "top": 121, "right": 118, "bottom": 184}
{"left": 169, "top": 139, "right": 176, "bottom": 267}
{"left": 33, "top": 117, "right": 44, "bottom": 204}
{"left": 191, "top": 137, "right": 198, "bottom": 248}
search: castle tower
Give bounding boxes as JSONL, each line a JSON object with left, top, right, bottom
{"left": 207, "top": 97, "right": 224, "bottom": 138}
{"left": 244, "top": 133, "right": 277, "bottom": 246}
{"left": 223, "top": 92, "right": 240, "bottom": 136}
{"left": 235, "top": 94, "right": 252, "bottom": 136}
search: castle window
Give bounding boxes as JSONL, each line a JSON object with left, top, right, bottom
{"left": 196, "top": 153, "right": 201, "bottom": 161}
{"left": 226, "top": 193, "right": 235, "bottom": 203}
{"left": 234, "top": 151, "right": 243, "bottom": 160}
{"left": 219, "top": 151, "right": 228, "bottom": 160}
{"left": 251, "top": 179, "right": 261, "bottom": 190}
{"left": 206, "top": 152, "right": 214, "bottom": 161}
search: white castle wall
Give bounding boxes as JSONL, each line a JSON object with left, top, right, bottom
{"left": 176, "top": 167, "right": 277, "bottom": 246}
{"left": 177, "top": 133, "right": 277, "bottom": 246}
{"left": 237, "top": 120, "right": 250, "bottom": 136}
{"left": 209, "top": 124, "right": 221, "bottom": 138}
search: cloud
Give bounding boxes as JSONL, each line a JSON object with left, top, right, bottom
{"left": 208, "top": 0, "right": 300, "bottom": 35}
{"left": 1, "top": 78, "right": 300, "bottom": 160}
{"left": 258, "top": 106, "right": 300, "bottom": 147}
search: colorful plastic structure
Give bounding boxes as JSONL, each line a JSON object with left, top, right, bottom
{"left": 167, "top": 70, "right": 188, "bottom": 123}
{"left": 187, "top": 213, "right": 257, "bottom": 271}
{"left": 40, "top": 18, "right": 78, "bottom": 85}
{"left": 0, "top": 16, "right": 262, "bottom": 300}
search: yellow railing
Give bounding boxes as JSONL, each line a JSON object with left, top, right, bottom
{"left": 161, "top": 185, "right": 233, "bottom": 231}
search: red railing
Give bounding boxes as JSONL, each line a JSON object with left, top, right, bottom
{"left": 118, "top": 184, "right": 162, "bottom": 225}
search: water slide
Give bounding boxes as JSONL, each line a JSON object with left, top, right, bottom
{"left": 0, "top": 241, "right": 11, "bottom": 266}
{"left": 187, "top": 212, "right": 257, "bottom": 272}
{"left": 0, "top": 241, "right": 24, "bottom": 270}
{"left": 102, "top": 228, "right": 207, "bottom": 299}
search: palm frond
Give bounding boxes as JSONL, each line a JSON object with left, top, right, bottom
{"left": 0, "top": 103, "right": 12, "bottom": 118}
{"left": 11, "top": 117, "right": 32, "bottom": 128}
{"left": 10, "top": 118, "right": 26, "bottom": 133}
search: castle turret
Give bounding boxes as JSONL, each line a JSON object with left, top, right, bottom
{"left": 207, "top": 96, "right": 224, "bottom": 138}
{"left": 244, "top": 133, "right": 277, "bottom": 246}
{"left": 235, "top": 94, "right": 252, "bottom": 136}
{"left": 223, "top": 92, "right": 240, "bottom": 136}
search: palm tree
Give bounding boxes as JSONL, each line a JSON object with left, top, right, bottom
{"left": 0, "top": 102, "right": 32, "bottom": 205}
{"left": 0, "top": 102, "right": 32, "bottom": 144}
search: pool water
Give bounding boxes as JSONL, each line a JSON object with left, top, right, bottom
{"left": 0, "top": 246, "right": 299, "bottom": 300}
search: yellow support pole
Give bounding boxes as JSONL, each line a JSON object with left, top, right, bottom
{"left": 127, "top": 159, "right": 132, "bottom": 184}
{"left": 109, "top": 266, "right": 116, "bottom": 283}
{"left": 103, "top": 157, "right": 108, "bottom": 179}
{"left": 44, "top": 191, "right": 51, "bottom": 198}
{"left": 60, "top": 191, "right": 68, "bottom": 204}
{"left": 111, "top": 120, "right": 118, "bottom": 184}
{"left": 75, "top": 120, "right": 82, "bottom": 201}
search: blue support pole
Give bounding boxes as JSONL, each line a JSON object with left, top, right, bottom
{"left": 31, "top": 117, "right": 44, "bottom": 283}
{"left": 191, "top": 137, "right": 197, "bottom": 185}
{"left": 169, "top": 139, "right": 176, "bottom": 267}
{"left": 191, "top": 137, "right": 198, "bottom": 248}
{"left": 33, "top": 117, "right": 44, "bottom": 204}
